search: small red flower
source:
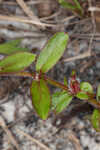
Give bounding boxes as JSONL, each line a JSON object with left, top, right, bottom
{"left": 68, "top": 71, "right": 80, "bottom": 95}
{"left": 69, "top": 80, "right": 80, "bottom": 95}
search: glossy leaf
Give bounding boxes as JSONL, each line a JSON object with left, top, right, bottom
{"left": 36, "top": 32, "right": 69, "bottom": 73}
{"left": 0, "top": 39, "right": 27, "bottom": 55}
{"left": 76, "top": 91, "right": 89, "bottom": 100}
{"left": 80, "top": 82, "right": 93, "bottom": 93}
{"left": 91, "top": 109, "right": 100, "bottom": 132}
{"left": 30, "top": 79, "right": 51, "bottom": 119}
{"left": 97, "top": 84, "right": 100, "bottom": 101}
{"left": 52, "top": 91, "right": 73, "bottom": 113}
{"left": 0, "top": 52, "right": 36, "bottom": 73}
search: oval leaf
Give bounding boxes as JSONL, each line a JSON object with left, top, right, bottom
{"left": 30, "top": 79, "right": 51, "bottom": 120}
{"left": 36, "top": 32, "right": 69, "bottom": 73}
{"left": 0, "top": 52, "right": 36, "bottom": 73}
{"left": 0, "top": 39, "right": 27, "bottom": 55}
{"left": 52, "top": 91, "right": 73, "bottom": 113}
{"left": 97, "top": 84, "right": 100, "bottom": 101}
{"left": 80, "top": 82, "right": 93, "bottom": 93}
{"left": 91, "top": 109, "right": 100, "bottom": 132}
{"left": 76, "top": 91, "right": 89, "bottom": 100}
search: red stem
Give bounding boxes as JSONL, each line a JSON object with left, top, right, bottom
{"left": 0, "top": 71, "right": 100, "bottom": 109}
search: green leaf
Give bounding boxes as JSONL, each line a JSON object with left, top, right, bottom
{"left": 80, "top": 82, "right": 93, "bottom": 93}
{"left": 52, "top": 91, "right": 73, "bottom": 113}
{"left": 91, "top": 109, "right": 100, "bottom": 132}
{"left": 58, "top": 0, "right": 83, "bottom": 16}
{"left": 76, "top": 91, "right": 89, "bottom": 100}
{"left": 73, "top": 0, "right": 82, "bottom": 11}
{"left": 58, "top": 0, "right": 78, "bottom": 10}
{"left": 58, "top": 0, "right": 83, "bottom": 13}
{"left": 76, "top": 82, "right": 93, "bottom": 100}
{"left": 0, "top": 52, "right": 36, "bottom": 73}
{"left": 36, "top": 32, "right": 69, "bottom": 73}
{"left": 30, "top": 79, "right": 51, "bottom": 120}
{"left": 97, "top": 84, "right": 100, "bottom": 101}
{"left": 0, "top": 39, "right": 27, "bottom": 55}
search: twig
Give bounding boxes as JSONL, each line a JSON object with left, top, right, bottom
{"left": 89, "top": 6, "right": 100, "bottom": 12}
{"left": 1, "top": 0, "right": 45, "bottom": 5}
{"left": 40, "top": 10, "right": 61, "bottom": 21}
{"left": 64, "top": 51, "right": 92, "bottom": 62}
{"left": 87, "top": 0, "right": 96, "bottom": 53}
{"left": 0, "top": 72, "right": 33, "bottom": 79}
{"left": 0, "top": 115, "right": 20, "bottom": 150}
{"left": 0, "top": 15, "right": 57, "bottom": 27}
{"left": 16, "top": 128, "right": 51, "bottom": 150}
{"left": 16, "top": 0, "right": 40, "bottom": 22}
{"left": 67, "top": 131, "right": 82, "bottom": 150}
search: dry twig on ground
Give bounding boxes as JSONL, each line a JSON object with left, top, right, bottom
{"left": 16, "top": 128, "right": 51, "bottom": 150}
{"left": 0, "top": 115, "right": 20, "bottom": 150}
